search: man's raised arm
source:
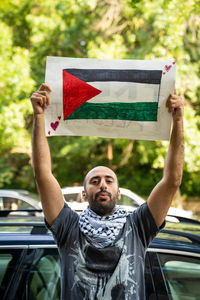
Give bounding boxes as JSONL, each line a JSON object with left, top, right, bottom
{"left": 147, "top": 90, "right": 184, "bottom": 227}
{"left": 31, "top": 83, "right": 64, "bottom": 226}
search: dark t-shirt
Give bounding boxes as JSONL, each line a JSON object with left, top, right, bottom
{"left": 47, "top": 203, "right": 162, "bottom": 300}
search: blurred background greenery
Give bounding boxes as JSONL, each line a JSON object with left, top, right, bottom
{"left": 0, "top": 0, "right": 200, "bottom": 215}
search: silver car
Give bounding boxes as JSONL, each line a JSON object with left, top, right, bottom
{"left": 0, "top": 190, "right": 41, "bottom": 216}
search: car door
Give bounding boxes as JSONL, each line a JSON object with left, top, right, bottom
{"left": 145, "top": 252, "right": 160, "bottom": 299}
{"left": 0, "top": 246, "right": 60, "bottom": 300}
{"left": 157, "top": 251, "right": 200, "bottom": 300}
{"left": 24, "top": 247, "right": 60, "bottom": 300}
{"left": 0, "top": 247, "right": 29, "bottom": 299}
{"left": 147, "top": 251, "right": 169, "bottom": 299}
{"left": 148, "top": 249, "right": 200, "bottom": 300}
{"left": 13, "top": 246, "right": 60, "bottom": 300}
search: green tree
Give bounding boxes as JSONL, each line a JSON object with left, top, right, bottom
{"left": 0, "top": 0, "right": 200, "bottom": 205}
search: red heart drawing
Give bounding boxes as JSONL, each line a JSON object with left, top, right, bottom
{"left": 48, "top": 131, "right": 51, "bottom": 135}
{"left": 165, "top": 65, "right": 172, "bottom": 72}
{"left": 163, "top": 72, "right": 166, "bottom": 75}
{"left": 50, "top": 121, "right": 59, "bottom": 131}
{"left": 172, "top": 61, "right": 175, "bottom": 65}
{"left": 58, "top": 116, "right": 61, "bottom": 120}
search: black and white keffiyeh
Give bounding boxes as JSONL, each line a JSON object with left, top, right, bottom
{"left": 79, "top": 207, "right": 129, "bottom": 248}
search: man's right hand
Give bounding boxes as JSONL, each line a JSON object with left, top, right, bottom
{"left": 30, "top": 83, "right": 52, "bottom": 115}
{"left": 31, "top": 83, "right": 64, "bottom": 226}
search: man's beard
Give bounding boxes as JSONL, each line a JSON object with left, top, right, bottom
{"left": 87, "top": 190, "right": 118, "bottom": 216}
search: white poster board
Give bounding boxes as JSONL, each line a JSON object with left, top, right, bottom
{"left": 45, "top": 56, "right": 176, "bottom": 140}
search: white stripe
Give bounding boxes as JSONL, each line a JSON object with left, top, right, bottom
{"left": 87, "top": 82, "right": 160, "bottom": 103}
{"left": 148, "top": 248, "right": 200, "bottom": 258}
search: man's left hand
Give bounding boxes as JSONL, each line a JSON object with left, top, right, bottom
{"left": 166, "top": 89, "right": 184, "bottom": 122}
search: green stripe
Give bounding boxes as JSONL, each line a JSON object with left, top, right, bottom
{"left": 66, "top": 102, "right": 158, "bottom": 121}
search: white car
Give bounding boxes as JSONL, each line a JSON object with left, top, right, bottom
{"left": 0, "top": 189, "right": 42, "bottom": 216}
{"left": 62, "top": 186, "right": 194, "bottom": 220}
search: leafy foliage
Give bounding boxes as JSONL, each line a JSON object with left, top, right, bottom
{"left": 0, "top": 0, "right": 200, "bottom": 202}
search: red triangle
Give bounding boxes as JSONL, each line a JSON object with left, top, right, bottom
{"left": 63, "top": 70, "right": 102, "bottom": 119}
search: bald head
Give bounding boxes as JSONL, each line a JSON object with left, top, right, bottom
{"left": 83, "top": 166, "right": 118, "bottom": 190}
{"left": 82, "top": 166, "right": 120, "bottom": 216}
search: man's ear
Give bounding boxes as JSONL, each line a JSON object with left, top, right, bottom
{"left": 82, "top": 190, "right": 87, "bottom": 201}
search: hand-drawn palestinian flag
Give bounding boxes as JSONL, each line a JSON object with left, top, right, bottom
{"left": 62, "top": 68, "right": 162, "bottom": 122}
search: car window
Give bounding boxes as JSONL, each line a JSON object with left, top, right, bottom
{"left": 158, "top": 253, "right": 200, "bottom": 300}
{"left": 0, "top": 254, "right": 12, "bottom": 285}
{"left": 0, "top": 249, "right": 23, "bottom": 297}
{"left": 26, "top": 248, "right": 60, "bottom": 300}
{"left": 144, "top": 253, "right": 157, "bottom": 298}
{"left": 63, "top": 193, "right": 82, "bottom": 202}
{"left": 0, "top": 197, "right": 32, "bottom": 210}
{"left": 118, "top": 194, "right": 139, "bottom": 207}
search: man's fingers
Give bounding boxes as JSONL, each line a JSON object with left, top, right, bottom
{"left": 31, "top": 95, "right": 44, "bottom": 107}
{"left": 171, "top": 101, "right": 183, "bottom": 108}
{"left": 31, "top": 94, "right": 45, "bottom": 104}
{"left": 31, "top": 93, "right": 49, "bottom": 108}
{"left": 166, "top": 93, "right": 184, "bottom": 114}
{"left": 38, "top": 83, "right": 52, "bottom": 92}
{"left": 30, "top": 84, "right": 52, "bottom": 114}
{"left": 31, "top": 91, "right": 51, "bottom": 107}
{"left": 167, "top": 94, "right": 183, "bottom": 104}
{"left": 170, "top": 95, "right": 177, "bottom": 100}
{"left": 166, "top": 95, "right": 172, "bottom": 107}
{"left": 35, "top": 90, "right": 51, "bottom": 105}
{"left": 165, "top": 90, "right": 184, "bottom": 120}
{"left": 37, "top": 84, "right": 52, "bottom": 106}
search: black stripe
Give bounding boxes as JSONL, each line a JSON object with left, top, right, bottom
{"left": 63, "top": 69, "right": 162, "bottom": 84}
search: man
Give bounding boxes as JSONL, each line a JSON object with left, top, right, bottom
{"left": 31, "top": 83, "right": 184, "bottom": 299}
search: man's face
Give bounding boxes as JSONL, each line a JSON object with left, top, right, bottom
{"left": 82, "top": 166, "right": 120, "bottom": 216}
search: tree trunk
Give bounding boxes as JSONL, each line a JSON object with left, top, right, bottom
{"left": 107, "top": 139, "right": 113, "bottom": 168}
{"left": 119, "top": 140, "right": 134, "bottom": 167}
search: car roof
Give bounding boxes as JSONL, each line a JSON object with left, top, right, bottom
{"left": 0, "top": 189, "right": 39, "bottom": 198}
{"left": 1, "top": 212, "right": 200, "bottom": 255}
{"left": 1, "top": 188, "right": 200, "bottom": 253}
{"left": 0, "top": 218, "right": 55, "bottom": 246}
{"left": 1, "top": 228, "right": 200, "bottom": 257}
